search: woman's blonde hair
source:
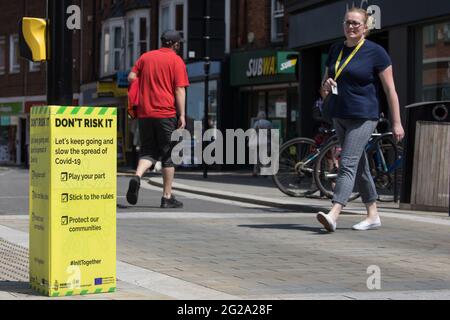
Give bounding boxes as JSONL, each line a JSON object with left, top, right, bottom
{"left": 346, "top": 7, "right": 371, "bottom": 36}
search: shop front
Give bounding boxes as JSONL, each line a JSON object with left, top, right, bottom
{"left": 230, "top": 50, "right": 299, "bottom": 143}
{"left": 0, "top": 102, "right": 23, "bottom": 165}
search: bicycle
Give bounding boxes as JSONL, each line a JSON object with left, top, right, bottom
{"left": 272, "top": 128, "right": 338, "bottom": 197}
{"left": 313, "top": 131, "right": 402, "bottom": 202}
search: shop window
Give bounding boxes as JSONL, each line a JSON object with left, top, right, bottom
{"left": 126, "top": 10, "right": 150, "bottom": 69}
{"left": 271, "top": 0, "right": 285, "bottom": 43}
{"left": 101, "top": 18, "right": 125, "bottom": 77}
{"left": 268, "top": 90, "right": 287, "bottom": 141}
{"left": 187, "top": 81, "right": 217, "bottom": 120}
{"left": 0, "top": 36, "right": 5, "bottom": 75}
{"left": 418, "top": 21, "right": 450, "bottom": 101}
{"left": 9, "top": 34, "right": 20, "bottom": 74}
{"left": 159, "top": 0, "right": 187, "bottom": 58}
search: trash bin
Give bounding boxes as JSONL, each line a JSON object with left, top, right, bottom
{"left": 400, "top": 101, "right": 450, "bottom": 214}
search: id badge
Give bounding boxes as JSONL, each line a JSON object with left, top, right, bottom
{"left": 332, "top": 85, "right": 338, "bottom": 95}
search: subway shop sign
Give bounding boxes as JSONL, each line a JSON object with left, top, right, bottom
{"left": 231, "top": 50, "right": 298, "bottom": 86}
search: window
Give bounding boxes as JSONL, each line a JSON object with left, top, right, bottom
{"left": 139, "top": 18, "right": 148, "bottom": 56}
{"left": 161, "top": 6, "right": 170, "bottom": 33}
{"left": 103, "top": 28, "right": 110, "bottom": 75}
{"left": 113, "top": 27, "right": 123, "bottom": 71}
{"left": 9, "top": 34, "right": 20, "bottom": 74}
{"left": 417, "top": 21, "right": 450, "bottom": 101}
{"left": 0, "top": 37, "right": 5, "bottom": 75}
{"left": 444, "top": 23, "right": 450, "bottom": 43}
{"left": 127, "top": 18, "right": 134, "bottom": 68}
{"left": 126, "top": 10, "right": 150, "bottom": 69}
{"left": 29, "top": 61, "right": 40, "bottom": 72}
{"left": 100, "top": 18, "right": 124, "bottom": 77}
{"left": 423, "top": 25, "right": 436, "bottom": 46}
{"left": 271, "top": 0, "right": 285, "bottom": 43}
{"left": 159, "top": 0, "right": 187, "bottom": 58}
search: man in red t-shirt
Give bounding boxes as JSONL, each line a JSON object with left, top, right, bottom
{"left": 126, "top": 30, "right": 189, "bottom": 209}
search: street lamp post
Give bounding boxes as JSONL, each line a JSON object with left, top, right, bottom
{"left": 203, "top": 0, "right": 211, "bottom": 179}
{"left": 46, "top": 0, "right": 73, "bottom": 106}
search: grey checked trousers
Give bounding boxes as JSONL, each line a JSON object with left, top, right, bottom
{"left": 332, "top": 118, "right": 379, "bottom": 206}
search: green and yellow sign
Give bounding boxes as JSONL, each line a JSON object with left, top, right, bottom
{"left": 0, "top": 102, "right": 23, "bottom": 116}
{"left": 230, "top": 50, "right": 298, "bottom": 86}
{"left": 29, "top": 106, "right": 117, "bottom": 297}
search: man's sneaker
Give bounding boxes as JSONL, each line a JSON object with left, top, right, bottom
{"left": 126, "top": 176, "right": 140, "bottom": 205}
{"left": 316, "top": 212, "right": 337, "bottom": 232}
{"left": 352, "top": 217, "right": 382, "bottom": 231}
{"left": 161, "top": 196, "right": 183, "bottom": 209}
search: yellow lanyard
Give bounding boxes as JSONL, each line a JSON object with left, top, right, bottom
{"left": 334, "top": 39, "right": 365, "bottom": 81}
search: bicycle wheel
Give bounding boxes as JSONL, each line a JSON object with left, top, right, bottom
{"left": 314, "top": 140, "right": 360, "bottom": 201}
{"left": 367, "top": 135, "right": 400, "bottom": 202}
{"left": 272, "top": 137, "right": 319, "bottom": 197}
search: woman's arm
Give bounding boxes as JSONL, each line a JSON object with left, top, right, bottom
{"left": 379, "top": 66, "right": 405, "bottom": 142}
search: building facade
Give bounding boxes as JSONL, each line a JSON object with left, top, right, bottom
{"left": 228, "top": 0, "right": 298, "bottom": 144}
{"left": 0, "top": 0, "right": 82, "bottom": 166}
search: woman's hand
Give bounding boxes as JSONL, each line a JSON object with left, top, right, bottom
{"left": 322, "top": 78, "right": 337, "bottom": 96}
{"left": 392, "top": 122, "right": 405, "bottom": 143}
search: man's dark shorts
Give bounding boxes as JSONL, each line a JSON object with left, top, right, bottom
{"left": 139, "top": 117, "right": 178, "bottom": 168}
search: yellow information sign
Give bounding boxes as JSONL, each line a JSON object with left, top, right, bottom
{"left": 29, "top": 106, "right": 117, "bottom": 297}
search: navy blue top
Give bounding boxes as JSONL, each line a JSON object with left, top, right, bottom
{"left": 325, "top": 39, "right": 392, "bottom": 120}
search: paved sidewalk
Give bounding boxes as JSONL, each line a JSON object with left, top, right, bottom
{"left": 1, "top": 167, "right": 450, "bottom": 300}
{"left": 144, "top": 170, "right": 449, "bottom": 220}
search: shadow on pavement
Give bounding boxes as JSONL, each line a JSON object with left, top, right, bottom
{"left": 173, "top": 172, "right": 277, "bottom": 189}
{"left": 236, "top": 207, "right": 298, "bottom": 213}
{"left": 0, "top": 281, "right": 36, "bottom": 296}
{"left": 117, "top": 204, "right": 185, "bottom": 211}
{"left": 238, "top": 224, "right": 331, "bottom": 234}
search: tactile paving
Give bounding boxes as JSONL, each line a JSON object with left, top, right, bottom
{"left": 0, "top": 238, "right": 29, "bottom": 282}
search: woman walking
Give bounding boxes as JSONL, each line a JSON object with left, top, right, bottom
{"left": 317, "top": 7, "right": 404, "bottom": 232}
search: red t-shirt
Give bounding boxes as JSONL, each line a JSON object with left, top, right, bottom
{"left": 131, "top": 48, "right": 190, "bottom": 119}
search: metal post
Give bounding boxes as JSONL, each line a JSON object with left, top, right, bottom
{"left": 203, "top": 0, "right": 211, "bottom": 179}
{"left": 47, "top": 0, "right": 73, "bottom": 105}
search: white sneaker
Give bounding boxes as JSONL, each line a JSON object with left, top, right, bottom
{"left": 352, "top": 217, "right": 382, "bottom": 231}
{"left": 316, "top": 212, "right": 337, "bottom": 232}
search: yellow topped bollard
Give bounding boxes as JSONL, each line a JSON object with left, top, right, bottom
{"left": 29, "top": 106, "right": 117, "bottom": 297}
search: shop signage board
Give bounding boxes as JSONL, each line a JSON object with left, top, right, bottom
{"left": 29, "top": 106, "right": 117, "bottom": 297}
{"left": 230, "top": 50, "right": 298, "bottom": 86}
{"left": 0, "top": 102, "right": 24, "bottom": 116}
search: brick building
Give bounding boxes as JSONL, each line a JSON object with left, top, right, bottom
{"left": 0, "top": 0, "right": 292, "bottom": 166}
{"left": 227, "top": 0, "right": 298, "bottom": 144}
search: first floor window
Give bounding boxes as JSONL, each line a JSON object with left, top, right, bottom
{"left": 9, "top": 34, "right": 20, "bottom": 74}
{"left": 103, "top": 29, "right": 110, "bottom": 75}
{"left": 0, "top": 36, "right": 5, "bottom": 75}
{"left": 126, "top": 10, "right": 150, "bottom": 69}
{"left": 101, "top": 19, "right": 125, "bottom": 77}
{"left": 271, "top": 0, "right": 285, "bottom": 43}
